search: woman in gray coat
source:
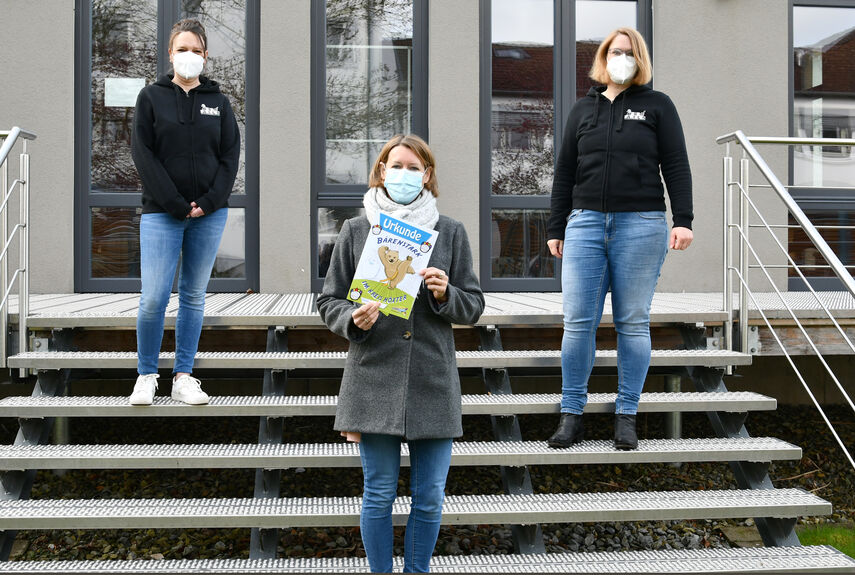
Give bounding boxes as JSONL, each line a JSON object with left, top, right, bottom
{"left": 317, "top": 134, "right": 484, "bottom": 573}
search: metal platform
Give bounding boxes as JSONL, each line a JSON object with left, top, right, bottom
{"left": 0, "top": 391, "right": 777, "bottom": 418}
{"left": 6, "top": 348, "right": 753, "bottom": 370}
{"left": 10, "top": 291, "right": 854, "bottom": 329}
{"left": 0, "top": 488, "right": 829, "bottom": 530}
{"left": 3, "top": 546, "right": 854, "bottom": 573}
{"left": 0, "top": 437, "right": 800, "bottom": 470}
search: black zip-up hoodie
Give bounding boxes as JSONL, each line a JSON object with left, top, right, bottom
{"left": 547, "top": 84, "right": 693, "bottom": 240}
{"left": 132, "top": 74, "right": 240, "bottom": 220}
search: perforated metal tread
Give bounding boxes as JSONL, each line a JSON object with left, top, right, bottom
{"left": 18, "top": 291, "right": 854, "bottom": 329}
{"left": 0, "top": 391, "right": 776, "bottom": 418}
{"left": 0, "top": 437, "right": 800, "bottom": 470}
{"left": 4, "top": 546, "right": 855, "bottom": 573}
{"left": 17, "top": 292, "right": 734, "bottom": 328}
{"left": 0, "top": 489, "right": 829, "bottom": 530}
{"left": 7, "top": 348, "right": 752, "bottom": 369}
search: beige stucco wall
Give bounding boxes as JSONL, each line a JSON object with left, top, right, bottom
{"left": 0, "top": 0, "right": 75, "bottom": 293}
{"left": 653, "top": 0, "right": 790, "bottom": 292}
{"left": 258, "top": 0, "right": 312, "bottom": 292}
{"left": 429, "top": 0, "right": 482, "bottom": 278}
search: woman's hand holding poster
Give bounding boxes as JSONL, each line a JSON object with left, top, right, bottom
{"left": 347, "top": 213, "right": 439, "bottom": 319}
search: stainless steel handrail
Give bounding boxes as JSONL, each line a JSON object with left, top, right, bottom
{"left": 718, "top": 135, "right": 855, "bottom": 146}
{"left": 0, "top": 127, "right": 35, "bottom": 371}
{"left": 719, "top": 130, "right": 855, "bottom": 473}
{"left": 717, "top": 131, "right": 855, "bottom": 298}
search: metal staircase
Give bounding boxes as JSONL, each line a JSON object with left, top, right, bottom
{"left": 0, "top": 296, "right": 853, "bottom": 573}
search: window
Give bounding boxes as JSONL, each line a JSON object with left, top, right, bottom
{"left": 790, "top": 2, "right": 855, "bottom": 289}
{"left": 311, "top": 0, "right": 428, "bottom": 291}
{"left": 480, "top": 0, "right": 649, "bottom": 291}
{"left": 76, "top": 0, "right": 259, "bottom": 291}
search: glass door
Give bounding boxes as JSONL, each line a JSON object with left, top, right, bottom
{"left": 791, "top": 3, "right": 855, "bottom": 290}
{"left": 75, "top": 0, "right": 259, "bottom": 292}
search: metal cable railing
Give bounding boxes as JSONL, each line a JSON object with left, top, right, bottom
{"left": 718, "top": 131, "right": 855, "bottom": 473}
{"left": 0, "top": 127, "right": 36, "bottom": 372}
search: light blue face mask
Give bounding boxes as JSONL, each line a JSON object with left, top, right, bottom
{"left": 384, "top": 167, "right": 425, "bottom": 204}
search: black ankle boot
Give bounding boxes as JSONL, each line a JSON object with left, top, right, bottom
{"left": 547, "top": 413, "right": 584, "bottom": 448}
{"left": 614, "top": 414, "right": 638, "bottom": 450}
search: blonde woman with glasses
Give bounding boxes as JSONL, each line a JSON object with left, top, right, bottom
{"left": 546, "top": 28, "right": 693, "bottom": 451}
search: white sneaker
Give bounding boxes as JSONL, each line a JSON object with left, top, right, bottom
{"left": 129, "top": 374, "right": 159, "bottom": 405}
{"left": 171, "top": 374, "right": 210, "bottom": 405}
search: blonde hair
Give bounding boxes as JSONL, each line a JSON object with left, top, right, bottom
{"left": 589, "top": 27, "right": 652, "bottom": 86}
{"left": 369, "top": 134, "right": 439, "bottom": 196}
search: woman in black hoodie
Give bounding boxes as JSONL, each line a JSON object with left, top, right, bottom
{"left": 546, "top": 28, "right": 693, "bottom": 450}
{"left": 129, "top": 19, "right": 240, "bottom": 406}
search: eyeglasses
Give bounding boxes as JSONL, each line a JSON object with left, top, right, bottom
{"left": 607, "top": 48, "right": 634, "bottom": 58}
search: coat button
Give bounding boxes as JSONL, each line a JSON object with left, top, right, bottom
{"left": 402, "top": 331, "right": 412, "bottom": 340}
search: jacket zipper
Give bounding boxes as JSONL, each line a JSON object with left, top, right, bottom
{"left": 187, "top": 91, "right": 198, "bottom": 204}
{"left": 600, "top": 96, "right": 614, "bottom": 213}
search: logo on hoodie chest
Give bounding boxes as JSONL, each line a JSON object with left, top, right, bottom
{"left": 200, "top": 104, "right": 220, "bottom": 117}
{"left": 624, "top": 109, "right": 646, "bottom": 121}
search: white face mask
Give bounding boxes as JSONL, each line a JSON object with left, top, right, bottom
{"left": 172, "top": 51, "right": 205, "bottom": 80}
{"left": 607, "top": 54, "right": 637, "bottom": 85}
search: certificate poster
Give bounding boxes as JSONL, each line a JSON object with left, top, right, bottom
{"left": 347, "top": 212, "right": 439, "bottom": 319}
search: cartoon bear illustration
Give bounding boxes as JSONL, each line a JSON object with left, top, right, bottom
{"left": 378, "top": 245, "right": 415, "bottom": 290}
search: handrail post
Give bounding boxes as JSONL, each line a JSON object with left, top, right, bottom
{"left": 18, "top": 142, "right": 29, "bottom": 378}
{"left": 739, "top": 155, "right": 750, "bottom": 354}
{"left": 0, "top": 146, "right": 7, "bottom": 367}
{"left": 723, "top": 148, "right": 733, "bottom": 359}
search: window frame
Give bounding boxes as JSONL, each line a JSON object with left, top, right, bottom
{"left": 788, "top": 0, "right": 855, "bottom": 290}
{"left": 309, "top": 0, "right": 430, "bottom": 293}
{"left": 478, "top": 0, "right": 651, "bottom": 292}
{"left": 74, "top": 0, "right": 260, "bottom": 292}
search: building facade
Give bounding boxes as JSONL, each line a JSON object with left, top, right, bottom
{"left": 1, "top": 0, "right": 853, "bottom": 294}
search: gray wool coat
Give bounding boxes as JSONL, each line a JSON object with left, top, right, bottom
{"left": 316, "top": 215, "right": 485, "bottom": 440}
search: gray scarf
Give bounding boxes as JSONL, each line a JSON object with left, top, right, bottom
{"left": 362, "top": 187, "right": 440, "bottom": 230}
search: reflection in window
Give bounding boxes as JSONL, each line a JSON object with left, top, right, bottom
{"left": 91, "top": 207, "right": 142, "bottom": 278}
{"left": 182, "top": 0, "right": 247, "bottom": 195}
{"left": 90, "top": 0, "right": 157, "bottom": 194}
{"left": 318, "top": 207, "right": 366, "bottom": 278}
{"left": 491, "top": 210, "right": 553, "bottom": 278}
{"left": 788, "top": 211, "right": 854, "bottom": 278}
{"left": 90, "top": 207, "right": 245, "bottom": 279}
{"left": 575, "top": 1, "right": 637, "bottom": 99}
{"left": 213, "top": 208, "right": 246, "bottom": 278}
{"left": 325, "top": 0, "right": 414, "bottom": 185}
{"left": 491, "top": 0, "right": 554, "bottom": 196}
{"left": 793, "top": 6, "right": 855, "bottom": 188}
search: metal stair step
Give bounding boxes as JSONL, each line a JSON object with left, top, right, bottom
{"left": 0, "top": 391, "right": 776, "bottom": 418}
{"left": 7, "top": 349, "right": 752, "bottom": 369}
{"left": 18, "top": 292, "right": 734, "bottom": 329}
{"left": 0, "top": 489, "right": 829, "bottom": 530}
{"left": 3, "top": 546, "right": 855, "bottom": 573}
{"left": 0, "top": 391, "right": 776, "bottom": 417}
{"left": 0, "top": 437, "right": 801, "bottom": 471}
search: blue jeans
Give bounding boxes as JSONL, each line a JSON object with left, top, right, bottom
{"left": 136, "top": 209, "right": 228, "bottom": 375}
{"left": 359, "top": 434, "right": 453, "bottom": 573}
{"left": 560, "top": 209, "right": 668, "bottom": 415}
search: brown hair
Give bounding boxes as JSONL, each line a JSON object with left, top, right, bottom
{"left": 369, "top": 134, "right": 439, "bottom": 196}
{"left": 168, "top": 18, "right": 207, "bottom": 52}
{"left": 589, "top": 27, "right": 652, "bottom": 86}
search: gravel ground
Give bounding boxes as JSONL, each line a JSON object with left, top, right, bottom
{"left": 2, "top": 403, "right": 853, "bottom": 562}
